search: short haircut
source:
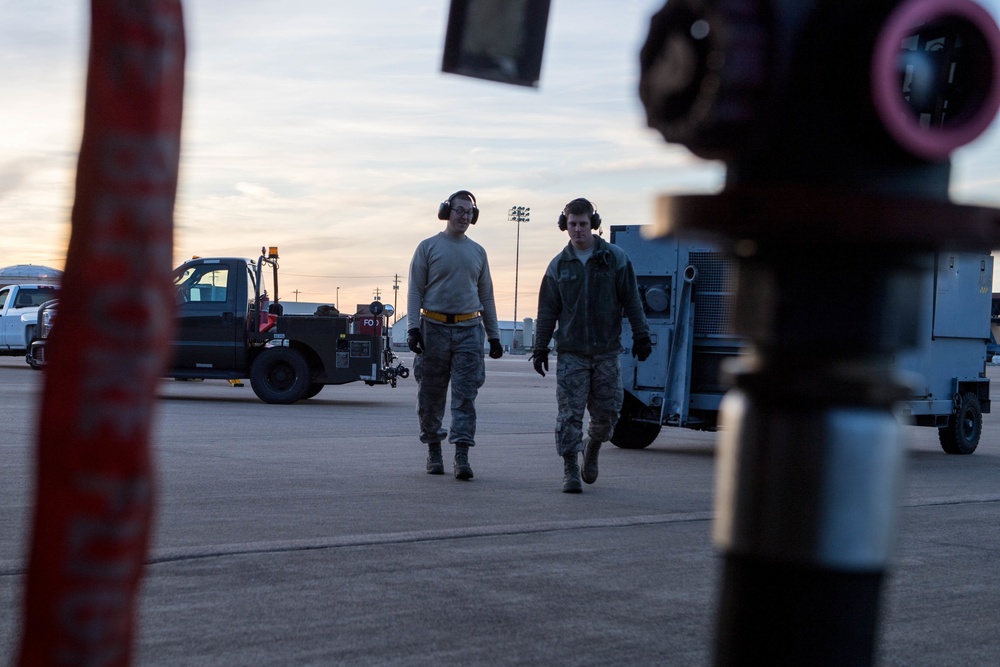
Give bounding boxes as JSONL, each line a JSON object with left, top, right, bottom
{"left": 563, "top": 198, "right": 594, "bottom": 216}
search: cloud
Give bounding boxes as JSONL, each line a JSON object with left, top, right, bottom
{"left": 0, "top": 160, "right": 32, "bottom": 198}
{"left": 6, "top": 0, "right": 1000, "bottom": 312}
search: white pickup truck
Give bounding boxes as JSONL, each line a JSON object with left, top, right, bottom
{"left": 0, "top": 284, "right": 60, "bottom": 361}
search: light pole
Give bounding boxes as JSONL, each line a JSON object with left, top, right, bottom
{"left": 508, "top": 205, "right": 530, "bottom": 349}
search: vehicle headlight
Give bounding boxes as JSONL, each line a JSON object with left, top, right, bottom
{"left": 41, "top": 308, "right": 56, "bottom": 338}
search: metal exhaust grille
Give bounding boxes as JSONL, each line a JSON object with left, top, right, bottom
{"left": 689, "top": 251, "right": 737, "bottom": 336}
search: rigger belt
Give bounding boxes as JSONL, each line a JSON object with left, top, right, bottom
{"left": 421, "top": 309, "right": 482, "bottom": 324}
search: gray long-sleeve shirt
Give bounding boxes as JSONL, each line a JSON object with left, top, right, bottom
{"left": 407, "top": 232, "right": 500, "bottom": 339}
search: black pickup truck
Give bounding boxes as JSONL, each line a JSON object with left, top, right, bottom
{"left": 29, "top": 248, "right": 408, "bottom": 404}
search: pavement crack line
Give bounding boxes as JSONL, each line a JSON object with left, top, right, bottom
{"left": 146, "top": 511, "right": 715, "bottom": 565}
{"left": 0, "top": 511, "right": 712, "bottom": 576}
{"left": 3, "top": 495, "right": 998, "bottom": 575}
{"left": 900, "top": 495, "right": 1000, "bottom": 509}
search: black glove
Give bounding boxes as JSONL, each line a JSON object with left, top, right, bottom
{"left": 530, "top": 349, "right": 549, "bottom": 377}
{"left": 407, "top": 328, "right": 424, "bottom": 354}
{"left": 488, "top": 338, "right": 503, "bottom": 359}
{"left": 632, "top": 336, "right": 652, "bottom": 362}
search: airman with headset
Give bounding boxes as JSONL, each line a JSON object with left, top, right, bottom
{"left": 531, "top": 197, "right": 651, "bottom": 493}
{"left": 407, "top": 190, "right": 503, "bottom": 480}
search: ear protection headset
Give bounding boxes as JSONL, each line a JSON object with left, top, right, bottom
{"left": 557, "top": 197, "right": 601, "bottom": 231}
{"left": 438, "top": 190, "right": 480, "bottom": 224}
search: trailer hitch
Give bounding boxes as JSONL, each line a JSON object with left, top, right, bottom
{"left": 383, "top": 362, "right": 410, "bottom": 388}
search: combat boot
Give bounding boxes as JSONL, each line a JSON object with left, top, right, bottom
{"left": 454, "top": 445, "right": 474, "bottom": 480}
{"left": 582, "top": 438, "right": 601, "bottom": 484}
{"left": 562, "top": 453, "right": 582, "bottom": 493}
{"left": 426, "top": 443, "right": 444, "bottom": 475}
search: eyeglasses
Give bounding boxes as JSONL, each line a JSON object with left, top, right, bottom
{"left": 452, "top": 207, "right": 474, "bottom": 218}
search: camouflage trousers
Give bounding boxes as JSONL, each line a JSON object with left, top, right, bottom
{"left": 555, "top": 351, "right": 623, "bottom": 456}
{"left": 413, "top": 321, "right": 486, "bottom": 447}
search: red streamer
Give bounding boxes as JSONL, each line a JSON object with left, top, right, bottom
{"left": 18, "top": 1, "right": 185, "bottom": 665}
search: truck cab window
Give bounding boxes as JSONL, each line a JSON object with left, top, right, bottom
{"left": 245, "top": 265, "right": 257, "bottom": 307}
{"left": 175, "top": 266, "right": 231, "bottom": 303}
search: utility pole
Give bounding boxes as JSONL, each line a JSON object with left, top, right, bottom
{"left": 336, "top": 286, "right": 339, "bottom": 310}
{"left": 393, "top": 273, "right": 400, "bottom": 324}
{"left": 292, "top": 289, "right": 301, "bottom": 302}
{"left": 508, "top": 205, "right": 530, "bottom": 349}
{"left": 373, "top": 287, "right": 382, "bottom": 301}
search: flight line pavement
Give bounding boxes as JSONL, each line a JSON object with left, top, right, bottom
{"left": 1, "top": 354, "right": 998, "bottom": 666}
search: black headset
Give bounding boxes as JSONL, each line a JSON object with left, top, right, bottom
{"left": 438, "top": 190, "right": 479, "bottom": 224}
{"left": 557, "top": 197, "right": 601, "bottom": 231}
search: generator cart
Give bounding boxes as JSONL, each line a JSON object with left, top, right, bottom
{"left": 610, "top": 225, "right": 992, "bottom": 454}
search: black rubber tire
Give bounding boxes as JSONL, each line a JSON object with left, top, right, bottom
{"left": 250, "top": 347, "right": 310, "bottom": 404}
{"left": 611, "top": 394, "right": 662, "bottom": 449}
{"left": 301, "top": 383, "right": 324, "bottom": 400}
{"left": 25, "top": 340, "right": 41, "bottom": 370}
{"left": 938, "top": 392, "right": 982, "bottom": 455}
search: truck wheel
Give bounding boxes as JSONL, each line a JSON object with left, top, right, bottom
{"left": 26, "top": 342, "right": 42, "bottom": 370}
{"left": 251, "top": 348, "right": 310, "bottom": 404}
{"left": 938, "top": 392, "right": 982, "bottom": 455}
{"left": 611, "top": 394, "right": 662, "bottom": 449}
{"left": 302, "top": 383, "right": 324, "bottom": 399}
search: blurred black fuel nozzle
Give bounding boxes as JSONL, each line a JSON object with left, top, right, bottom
{"left": 638, "top": 1, "right": 1000, "bottom": 665}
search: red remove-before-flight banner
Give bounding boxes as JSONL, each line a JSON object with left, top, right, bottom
{"left": 18, "top": 1, "right": 185, "bottom": 665}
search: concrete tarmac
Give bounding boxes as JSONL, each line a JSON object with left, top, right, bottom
{"left": 1, "top": 354, "right": 998, "bottom": 666}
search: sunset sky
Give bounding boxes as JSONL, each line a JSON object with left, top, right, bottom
{"left": 3, "top": 0, "right": 1000, "bottom": 318}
